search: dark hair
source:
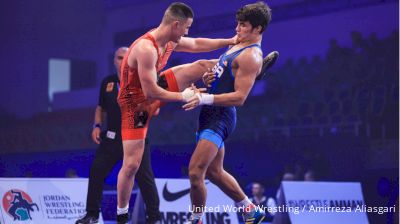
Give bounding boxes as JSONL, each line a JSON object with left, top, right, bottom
{"left": 236, "top": 1, "right": 271, "bottom": 33}
{"left": 165, "top": 2, "right": 194, "bottom": 21}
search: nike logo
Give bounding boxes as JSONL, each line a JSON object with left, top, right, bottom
{"left": 162, "top": 181, "right": 210, "bottom": 202}
{"left": 162, "top": 182, "right": 191, "bottom": 202}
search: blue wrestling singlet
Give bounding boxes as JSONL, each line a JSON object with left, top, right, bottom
{"left": 197, "top": 44, "right": 261, "bottom": 149}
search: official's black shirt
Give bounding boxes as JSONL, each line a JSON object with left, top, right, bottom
{"left": 98, "top": 74, "right": 121, "bottom": 139}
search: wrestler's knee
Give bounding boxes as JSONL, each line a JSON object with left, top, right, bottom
{"left": 121, "top": 159, "right": 141, "bottom": 177}
{"left": 189, "top": 167, "right": 205, "bottom": 187}
{"left": 193, "top": 59, "right": 214, "bottom": 71}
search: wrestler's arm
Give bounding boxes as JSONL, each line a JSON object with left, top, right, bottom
{"left": 174, "top": 36, "right": 236, "bottom": 53}
{"left": 213, "top": 51, "right": 261, "bottom": 106}
{"left": 183, "top": 49, "right": 262, "bottom": 109}
{"left": 133, "top": 40, "right": 193, "bottom": 102}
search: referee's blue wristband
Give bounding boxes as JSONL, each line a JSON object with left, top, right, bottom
{"left": 93, "top": 123, "right": 101, "bottom": 129}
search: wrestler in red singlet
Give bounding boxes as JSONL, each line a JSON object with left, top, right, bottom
{"left": 118, "top": 32, "right": 179, "bottom": 140}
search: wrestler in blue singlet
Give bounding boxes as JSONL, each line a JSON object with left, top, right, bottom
{"left": 197, "top": 44, "right": 261, "bottom": 149}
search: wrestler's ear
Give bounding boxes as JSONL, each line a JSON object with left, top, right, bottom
{"left": 254, "top": 25, "right": 262, "bottom": 34}
{"left": 172, "top": 20, "right": 180, "bottom": 29}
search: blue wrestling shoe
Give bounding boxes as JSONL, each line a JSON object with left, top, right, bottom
{"left": 242, "top": 207, "right": 266, "bottom": 224}
{"left": 184, "top": 214, "right": 203, "bottom": 224}
{"left": 256, "top": 51, "right": 279, "bottom": 81}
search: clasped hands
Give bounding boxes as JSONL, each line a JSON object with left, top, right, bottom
{"left": 181, "top": 69, "right": 216, "bottom": 111}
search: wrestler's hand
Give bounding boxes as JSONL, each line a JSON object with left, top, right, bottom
{"left": 182, "top": 94, "right": 200, "bottom": 111}
{"left": 182, "top": 92, "right": 213, "bottom": 111}
{"left": 231, "top": 34, "right": 238, "bottom": 45}
{"left": 182, "top": 84, "right": 208, "bottom": 110}
{"left": 189, "top": 83, "right": 207, "bottom": 95}
{"left": 181, "top": 86, "right": 195, "bottom": 102}
{"left": 153, "top": 108, "right": 160, "bottom": 116}
{"left": 202, "top": 69, "right": 216, "bottom": 87}
{"left": 91, "top": 127, "right": 101, "bottom": 144}
{"left": 181, "top": 84, "right": 206, "bottom": 102}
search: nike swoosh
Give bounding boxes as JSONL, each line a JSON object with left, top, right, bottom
{"left": 163, "top": 182, "right": 191, "bottom": 202}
